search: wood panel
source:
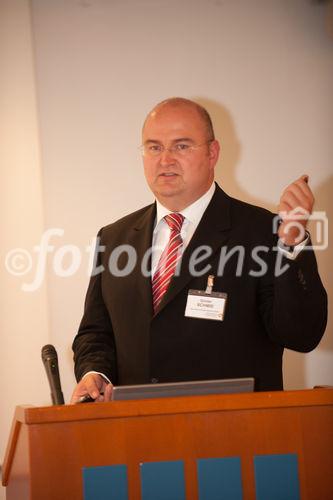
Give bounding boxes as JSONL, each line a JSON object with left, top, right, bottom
{"left": 2, "top": 389, "right": 333, "bottom": 499}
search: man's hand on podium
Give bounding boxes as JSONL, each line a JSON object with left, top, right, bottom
{"left": 70, "top": 373, "right": 113, "bottom": 404}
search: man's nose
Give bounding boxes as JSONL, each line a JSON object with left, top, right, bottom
{"left": 159, "top": 147, "right": 175, "bottom": 164}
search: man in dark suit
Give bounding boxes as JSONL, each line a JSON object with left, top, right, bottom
{"left": 71, "top": 98, "right": 327, "bottom": 403}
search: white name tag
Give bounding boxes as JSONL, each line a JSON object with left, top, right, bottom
{"left": 185, "top": 289, "right": 227, "bottom": 321}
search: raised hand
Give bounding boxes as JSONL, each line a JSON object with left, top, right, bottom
{"left": 278, "top": 175, "right": 314, "bottom": 246}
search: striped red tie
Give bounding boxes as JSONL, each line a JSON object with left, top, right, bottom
{"left": 152, "top": 213, "right": 184, "bottom": 313}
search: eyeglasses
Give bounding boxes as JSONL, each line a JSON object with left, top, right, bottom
{"left": 140, "top": 141, "right": 212, "bottom": 158}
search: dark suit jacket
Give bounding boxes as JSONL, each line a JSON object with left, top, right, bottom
{"left": 73, "top": 184, "right": 327, "bottom": 391}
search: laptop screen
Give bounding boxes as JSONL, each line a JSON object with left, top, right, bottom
{"left": 111, "top": 377, "right": 255, "bottom": 401}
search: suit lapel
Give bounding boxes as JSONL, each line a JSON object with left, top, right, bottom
{"left": 130, "top": 203, "right": 156, "bottom": 317}
{"left": 155, "top": 185, "right": 232, "bottom": 314}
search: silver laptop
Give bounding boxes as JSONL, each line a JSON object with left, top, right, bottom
{"left": 111, "top": 377, "right": 254, "bottom": 401}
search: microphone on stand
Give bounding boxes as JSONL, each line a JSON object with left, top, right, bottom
{"left": 41, "top": 344, "right": 65, "bottom": 405}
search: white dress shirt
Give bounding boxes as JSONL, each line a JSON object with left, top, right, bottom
{"left": 151, "top": 182, "right": 216, "bottom": 276}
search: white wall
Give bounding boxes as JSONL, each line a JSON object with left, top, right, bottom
{"left": 1, "top": 0, "right": 332, "bottom": 494}
{"left": 0, "top": 1, "right": 50, "bottom": 498}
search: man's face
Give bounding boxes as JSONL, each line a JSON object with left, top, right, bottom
{"left": 142, "top": 104, "right": 220, "bottom": 211}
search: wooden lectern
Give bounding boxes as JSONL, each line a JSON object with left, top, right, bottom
{"left": 2, "top": 389, "right": 333, "bottom": 499}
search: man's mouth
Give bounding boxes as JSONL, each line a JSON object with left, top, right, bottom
{"left": 159, "top": 172, "right": 178, "bottom": 177}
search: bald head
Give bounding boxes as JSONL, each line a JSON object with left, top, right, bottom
{"left": 141, "top": 96, "right": 220, "bottom": 211}
{"left": 142, "top": 97, "right": 215, "bottom": 142}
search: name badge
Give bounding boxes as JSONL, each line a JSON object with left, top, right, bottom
{"left": 184, "top": 275, "right": 227, "bottom": 321}
{"left": 185, "top": 290, "right": 227, "bottom": 321}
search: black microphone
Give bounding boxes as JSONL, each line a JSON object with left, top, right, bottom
{"left": 41, "top": 344, "right": 65, "bottom": 405}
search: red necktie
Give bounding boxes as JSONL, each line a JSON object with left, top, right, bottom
{"left": 152, "top": 213, "right": 185, "bottom": 313}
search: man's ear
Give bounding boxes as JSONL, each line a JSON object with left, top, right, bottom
{"left": 209, "top": 140, "right": 220, "bottom": 166}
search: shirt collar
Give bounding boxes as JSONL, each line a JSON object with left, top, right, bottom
{"left": 154, "top": 182, "right": 216, "bottom": 232}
